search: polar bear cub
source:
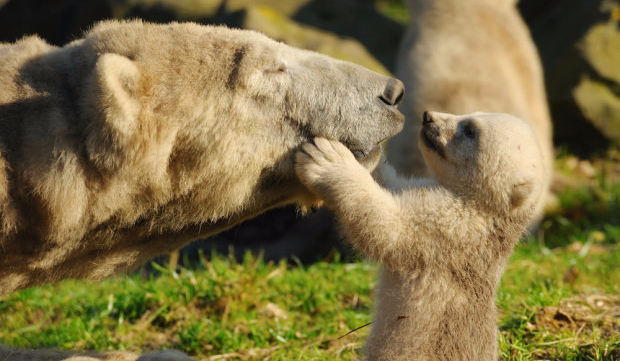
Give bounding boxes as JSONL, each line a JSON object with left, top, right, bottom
{"left": 295, "top": 111, "right": 546, "bottom": 361}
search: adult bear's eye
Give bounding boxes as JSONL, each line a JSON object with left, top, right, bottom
{"left": 463, "top": 122, "right": 477, "bottom": 139}
{"left": 264, "top": 64, "right": 288, "bottom": 74}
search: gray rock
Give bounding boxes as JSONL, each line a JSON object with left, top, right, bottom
{"left": 242, "top": 5, "right": 389, "bottom": 75}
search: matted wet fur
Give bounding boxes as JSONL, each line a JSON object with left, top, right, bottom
{"left": 0, "top": 20, "right": 404, "bottom": 294}
{"left": 296, "top": 111, "right": 547, "bottom": 360}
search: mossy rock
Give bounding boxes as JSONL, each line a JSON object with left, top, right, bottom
{"left": 574, "top": 77, "right": 620, "bottom": 142}
{"left": 117, "top": 0, "right": 224, "bottom": 20}
{"left": 226, "top": 0, "right": 312, "bottom": 16}
{"left": 580, "top": 22, "right": 620, "bottom": 84}
{"left": 243, "top": 5, "right": 389, "bottom": 75}
{"left": 0, "top": 0, "right": 228, "bottom": 45}
{"left": 571, "top": 21, "right": 620, "bottom": 144}
{"left": 520, "top": 0, "right": 620, "bottom": 152}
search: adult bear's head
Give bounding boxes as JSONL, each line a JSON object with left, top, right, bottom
{"left": 80, "top": 20, "right": 404, "bottom": 225}
{"left": 221, "top": 36, "right": 406, "bottom": 169}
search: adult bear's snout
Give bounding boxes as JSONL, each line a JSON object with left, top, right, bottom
{"left": 379, "top": 78, "right": 405, "bottom": 108}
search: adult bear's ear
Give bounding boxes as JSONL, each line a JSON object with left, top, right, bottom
{"left": 84, "top": 53, "right": 141, "bottom": 170}
{"left": 94, "top": 53, "right": 140, "bottom": 129}
{"left": 510, "top": 180, "right": 533, "bottom": 208}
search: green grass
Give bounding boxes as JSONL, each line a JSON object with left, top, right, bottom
{"left": 0, "top": 253, "right": 377, "bottom": 360}
{"left": 0, "top": 241, "right": 617, "bottom": 360}
{"left": 499, "top": 243, "right": 620, "bottom": 360}
{"left": 1, "top": 155, "right": 619, "bottom": 360}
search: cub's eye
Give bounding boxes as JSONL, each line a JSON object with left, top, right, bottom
{"left": 463, "top": 122, "right": 477, "bottom": 139}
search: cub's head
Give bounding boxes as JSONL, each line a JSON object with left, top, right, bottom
{"left": 419, "top": 111, "right": 546, "bottom": 214}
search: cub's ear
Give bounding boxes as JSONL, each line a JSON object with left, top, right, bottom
{"left": 85, "top": 53, "right": 141, "bottom": 170}
{"left": 510, "top": 180, "right": 533, "bottom": 208}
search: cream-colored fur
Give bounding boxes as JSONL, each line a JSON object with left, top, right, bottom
{"left": 296, "top": 111, "right": 546, "bottom": 360}
{"left": 387, "top": 0, "right": 553, "bottom": 217}
{"left": 0, "top": 345, "right": 192, "bottom": 361}
{"left": 0, "top": 20, "right": 404, "bottom": 294}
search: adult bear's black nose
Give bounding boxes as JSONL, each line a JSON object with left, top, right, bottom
{"left": 379, "top": 78, "right": 405, "bottom": 108}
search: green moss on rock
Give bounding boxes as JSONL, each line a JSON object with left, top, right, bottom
{"left": 581, "top": 22, "right": 620, "bottom": 84}
{"left": 574, "top": 77, "right": 620, "bottom": 142}
{"left": 243, "top": 5, "right": 390, "bottom": 75}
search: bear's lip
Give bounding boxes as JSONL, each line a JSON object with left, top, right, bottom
{"left": 421, "top": 127, "right": 446, "bottom": 159}
{"left": 351, "top": 145, "right": 375, "bottom": 159}
{"left": 351, "top": 144, "right": 382, "bottom": 166}
{"left": 379, "top": 101, "right": 406, "bottom": 122}
{"left": 353, "top": 144, "right": 382, "bottom": 166}
{"left": 382, "top": 103, "right": 405, "bottom": 117}
{"left": 342, "top": 140, "right": 382, "bottom": 161}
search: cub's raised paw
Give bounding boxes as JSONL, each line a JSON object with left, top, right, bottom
{"left": 295, "top": 137, "right": 357, "bottom": 191}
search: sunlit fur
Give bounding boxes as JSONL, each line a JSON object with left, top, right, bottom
{"left": 0, "top": 20, "right": 403, "bottom": 294}
{"left": 0, "top": 344, "right": 193, "bottom": 361}
{"left": 387, "top": 0, "right": 553, "bottom": 222}
{"left": 295, "top": 111, "right": 547, "bottom": 361}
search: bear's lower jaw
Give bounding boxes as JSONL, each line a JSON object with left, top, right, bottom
{"left": 352, "top": 147, "right": 372, "bottom": 159}
{"left": 355, "top": 145, "right": 382, "bottom": 170}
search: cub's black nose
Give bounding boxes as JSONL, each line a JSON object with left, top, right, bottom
{"left": 379, "top": 78, "right": 405, "bottom": 108}
{"left": 422, "top": 111, "right": 433, "bottom": 125}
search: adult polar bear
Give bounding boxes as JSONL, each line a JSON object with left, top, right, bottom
{"left": 0, "top": 20, "right": 405, "bottom": 294}
{"left": 387, "top": 0, "right": 553, "bottom": 185}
